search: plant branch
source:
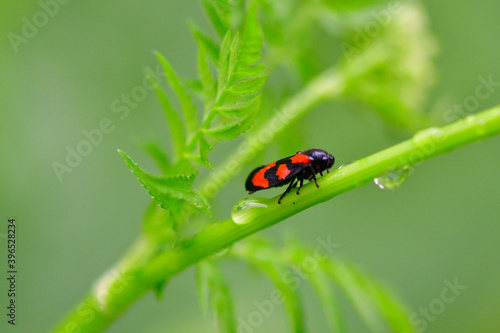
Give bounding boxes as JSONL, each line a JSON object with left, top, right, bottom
{"left": 51, "top": 63, "right": 348, "bottom": 333}
{"left": 53, "top": 105, "right": 500, "bottom": 333}
{"left": 142, "top": 105, "right": 500, "bottom": 284}
{"left": 52, "top": 4, "right": 447, "bottom": 332}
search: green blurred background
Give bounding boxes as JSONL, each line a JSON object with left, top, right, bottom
{"left": 1, "top": 0, "right": 499, "bottom": 332}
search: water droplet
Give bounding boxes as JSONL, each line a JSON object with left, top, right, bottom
{"left": 338, "top": 161, "right": 353, "bottom": 169}
{"left": 213, "top": 246, "right": 232, "bottom": 257}
{"left": 231, "top": 197, "right": 268, "bottom": 225}
{"left": 373, "top": 166, "right": 411, "bottom": 190}
{"left": 465, "top": 114, "right": 488, "bottom": 136}
{"left": 413, "top": 127, "right": 444, "bottom": 144}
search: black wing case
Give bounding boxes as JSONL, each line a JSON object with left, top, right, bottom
{"left": 245, "top": 157, "right": 308, "bottom": 192}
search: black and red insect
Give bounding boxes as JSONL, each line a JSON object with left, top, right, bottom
{"left": 245, "top": 149, "right": 335, "bottom": 204}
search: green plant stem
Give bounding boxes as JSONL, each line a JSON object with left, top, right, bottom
{"left": 185, "top": 110, "right": 218, "bottom": 152}
{"left": 52, "top": 64, "right": 347, "bottom": 333}
{"left": 51, "top": 234, "right": 159, "bottom": 333}
{"left": 143, "top": 105, "right": 500, "bottom": 284}
{"left": 53, "top": 106, "right": 500, "bottom": 333}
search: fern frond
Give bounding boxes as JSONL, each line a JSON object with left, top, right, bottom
{"left": 155, "top": 52, "right": 200, "bottom": 139}
{"left": 146, "top": 71, "right": 185, "bottom": 162}
{"left": 119, "top": 150, "right": 210, "bottom": 215}
{"left": 232, "top": 239, "right": 305, "bottom": 333}
{"left": 196, "top": 260, "right": 236, "bottom": 333}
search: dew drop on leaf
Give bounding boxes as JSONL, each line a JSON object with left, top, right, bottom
{"left": 412, "top": 127, "right": 444, "bottom": 145}
{"left": 231, "top": 197, "right": 268, "bottom": 225}
{"left": 373, "top": 166, "right": 411, "bottom": 190}
{"left": 212, "top": 245, "right": 233, "bottom": 258}
{"left": 338, "top": 161, "right": 353, "bottom": 169}
{"left": 465, "top": 115, "right": 488, "bottom": 136}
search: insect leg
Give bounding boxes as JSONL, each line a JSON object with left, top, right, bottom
{"left": 278, "top": 176, "right": 297, "bottom": 204}
{"left": 296, "top": 171, "right": 305, "bottom": 195}
{"left": 310, "top": 167, "right": 320, "bottom": 188}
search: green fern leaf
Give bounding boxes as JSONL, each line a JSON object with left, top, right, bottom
{"left": 204, "top": 113, "right": 256, "bottom": 141}
{"left": 215, "top": 95, "right": 260, "bottom": 117}
{"left": 196, "top": 262, "right": 210, "bottom": 315}
{"left": 196, "top": 260, "right": 236, "bottom": 333}
{"left": 146, "top": 72, "right": 185, "bottom": 161}
{"left": 324, "top": 260, "right": 414, "bottom": 333}
{"left": 325, "top": 0, "right": 393, "bottom": 12}
{"left": 287, "top": 243, "right": 344, "bottom": 333}
{"left": 235, "top": 4, "right": 262, "bottom": 69}
{"left": 118, "top": 150, "right": 210, "bottom": 214}
{"left": 324, "top": 260, "right": 386, "bottom": 331}
{"left": 340, "top": 261, "right": 415, "bottom": 333}
{"left": 227, "top": 32, "right": 240, "bottom": 82}
{"left": 228, "top": 74, "right": 267, "bottom": 95}
{"left": 202, "top": 0, "right": 229, "bottom": 38}
{"left": 200, "top": 5, "right": 265, "bottom": 143}
{"left": 188, "top": 21, "right": 220, "bottom": 63}
{"left": 217, "top": 30, "right": 234, "bottom": 99}
{"left": 232, "top": 64, "right": 265, "bottom": 81}
{"left": 155, "top": 52, "right": 199, "bottom": 138}
{"left": 185, "top": 78, "right": 204, "bottom": 99}
{"left": 198, "top": 41, "right": 216, "bottom": 112}
{"left": 234, "top": 241, "right": 305, "bottom": 333}
{"left": 307, "top": 268, "right": 344, "bottom": 333}
{"left": 139, "top": 141, "right": 170, "bottom": 174}
{"left": 199, "top": 136, "right": 215, "bottom": 170}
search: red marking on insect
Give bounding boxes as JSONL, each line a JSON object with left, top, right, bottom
{"left": 290, "top": 154, "right": 310, "bottom": 164}
{"left": 245, "top": 149, "right": 335, "bottom": 204}
{"left": 251, "top": 161, "right": 276, "bottom": 188}
{"left": 276, "top": 164, "right": 290, "bottom": 179}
